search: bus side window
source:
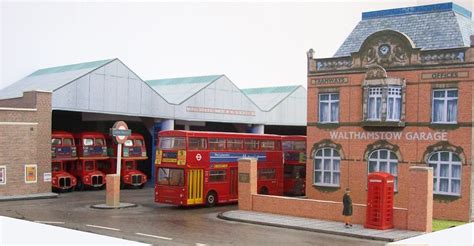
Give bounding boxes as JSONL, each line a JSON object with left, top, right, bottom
{"left": 261, "top": 140, "right": 276, "bottom": 150}
{"left": 209, "top": 138, "right": 226, "bottom": 150}
{"left": 188, "top": 137, "right": 207, "bottom": 150}
{"left": 244, "top": 139, "right": 259, "bottom": 150}
{"left": 209, "top": 170, "right": 226, "bottom": 182}
{"left": 227, "top": 139, "right": 243, "bottom": 150}
{"left": 258, "top": 168, "right": 276, "bottom": 180}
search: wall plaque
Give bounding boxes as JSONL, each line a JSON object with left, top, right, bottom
{"left": 421, "top": 71, "right": 469, "bottom": 80}
{"left": 312, "top": 77, "right": 349, "bottom": 85}
{"left": 239, "top": 173, "right": 250, "bottom": 183}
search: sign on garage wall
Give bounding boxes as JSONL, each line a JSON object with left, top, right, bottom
{"left": 0, "top": 166, "right": 6, "bottom": 185}
{"left": 25, "top": 164, "right": 37, "bottom": 184}
{"left": 43, "top": 172, "right": 51, "bottom": 182}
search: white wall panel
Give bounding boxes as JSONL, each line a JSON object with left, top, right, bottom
{"left": 89, "top": 73, "right": 105, "bottom": 111}
{"left": 75, "top": 76, "right": 90, "bottom": 110}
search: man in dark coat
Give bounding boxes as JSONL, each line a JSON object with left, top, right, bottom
{"left": 343, "top": 188, "right": 353, "bottom": 228}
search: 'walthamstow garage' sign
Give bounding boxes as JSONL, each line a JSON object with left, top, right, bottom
{"left": 329, "top": 131, "right": 447, "bottom": 141}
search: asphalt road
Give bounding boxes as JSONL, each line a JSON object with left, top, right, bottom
{"left": 0, "top": 188, "right": 385, "bottom": 246}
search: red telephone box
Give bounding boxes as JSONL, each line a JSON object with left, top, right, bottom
{"left": 365, "top": 172, "right": 394, "bottom": 230}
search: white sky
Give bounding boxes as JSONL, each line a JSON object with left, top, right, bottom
{"left": 0, "top": 0, "right": 472, "bottom": 90}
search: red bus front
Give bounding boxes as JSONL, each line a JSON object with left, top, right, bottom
{"left": 155, "top": 130, "right": 284, "bottom": 207}
{"left": 51, "top": 131, "right": 78, "bottom": 191}
{"left": 106, "top": 133, "right": 148, "bottom": 188}
{"left": 71, "top": 132, "right": 108, "bottom": 190}
{"left": 282, "top": 136, "right": 306, "bottom": 196}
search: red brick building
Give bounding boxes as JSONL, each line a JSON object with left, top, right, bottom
{"left": 307, "top": 3, "right": 473, "bottom": 222}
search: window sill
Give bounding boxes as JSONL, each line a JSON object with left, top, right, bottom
{"left": 315, "top": 122, "right": 340, "bottom": 129}
{"left": 429, "top": 123, "right": 459, "bottom": 130}
{"left": 313, "top": 184, "right": 340, "bottom": 188}
{"left": 362, "top": 121, "right": 405, "bottom": 128}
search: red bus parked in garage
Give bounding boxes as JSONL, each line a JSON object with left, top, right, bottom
{"left": 282, "top": 136, "right": 306, "bottom": 196}
{"left": 69, "top": 132, "right": 108, "bottom": 190}
{"left": 104, "top": 133, "right": 148, "bottom": 188}
{"left": 154, "top": 130, "right": 284, "bottom": 207}
{"left": 51, "top": 131, "right": 78, "bottom": 192}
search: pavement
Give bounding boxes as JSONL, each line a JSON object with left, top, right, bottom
{"left": 219, "top": 210, "right": 423, "bottom": 242}
{"left": 0, "top": 192, "right": 58, "bottom": 201}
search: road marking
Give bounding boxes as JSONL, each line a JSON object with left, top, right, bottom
{"left": 196, "top": 243, "right": 208, "bottom": 246}
{"left": 34, "top": 221, "right": 65, "bottom": 224}
{"left": 86, "top": 224, "right": 121, "bottom": 231}
{"left": 135, "top": 232, "right": 173, "bottom": 241}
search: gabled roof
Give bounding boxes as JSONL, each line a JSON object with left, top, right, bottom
{"left": 0, "top": 59, "right": 115, "bottom": 99}
{"left": 146, "top": 75, "right": 223, "bottom": 104}
{"left": 335, "top": 2, "right": 473, "bottom": 57}
{"left": 242, "top": 85, "right": 302, "bottom": 111}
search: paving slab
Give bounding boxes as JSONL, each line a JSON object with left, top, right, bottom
{"left": 218, "top": 210, "right": 424, "bottom": 242}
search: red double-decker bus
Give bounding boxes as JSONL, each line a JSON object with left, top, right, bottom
{"left": 51, "top": 131, "right": 78, "bottom": 192}
{"left": 282, "top": 136, "right": 306, "bottom": 196}
{"left": 103, "top": 133, "right": 148, "bottom": 188}
{"left": 154, "top": 130, "right": 284, "bottom": 207}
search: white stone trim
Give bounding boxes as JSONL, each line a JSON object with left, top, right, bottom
{"left": 0, "top": 122, "right": 38, "bottom": 125}
{"left": 0, "top": 107, "right": 37, "bottom": 112}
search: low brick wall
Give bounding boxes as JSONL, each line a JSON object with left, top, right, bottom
{"left": 251, "top": 194, "right": 409, "bottom": 230}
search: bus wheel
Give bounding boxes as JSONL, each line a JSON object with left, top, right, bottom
{"left": 120, "top": 181, "right": 125, "bottom": 189}
{"left": 138, "top": 183, "right": 145, "bottom": 189}
{"left": 259, "top": 187, "right": 269, "bottom": 195}
{"left": 205, "top": 191, "right": 217, "bottom": 207}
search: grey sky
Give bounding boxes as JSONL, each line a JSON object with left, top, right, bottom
{"left": 1, "top": 0, "right": 472, "bottom": 90}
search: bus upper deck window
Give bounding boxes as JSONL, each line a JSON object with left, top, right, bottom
{"left": 188, "top": 137, "right": 207, "bottom": 150}
{"left": 261, "top": 140, "right": 276, "bottom": 150}
{"left": 134, "top": 139, "right": 143, "bottom": 146}
{"left": 159, "top": 137, "right": 186, "bottom": 150}
{"left": 83, "top": 138, "right": 94, "bottom": 146}
{"left": 209, "top": 138, "right": 226, "bottom": 150}
{"left": 227, "top": 139, "right": 243, "bottom": 150}
{"left": 63, "top": 138, "right": 73, "bottom": 146}
{"left": 52, "top": 138, "right": 62, "bottom": 146}
{"left": 244, "top": 139, "right": 259, "bottom": 150}
{"left": 94, "top": 138, "right": 105, "bottom": 146}
{"left": 124, "top": 140, "right": 133, "bottom": 147}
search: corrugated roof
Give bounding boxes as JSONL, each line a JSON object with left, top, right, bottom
{"left": 146, "top": 75, "right": 223, "bottom": 104}
{"left": 335, "top": 3, "right": 473, "bottom": 57}
{"left": 27, "top": 59, "right": 113, "bottom": 77}
{"left": 241, "top": 85, "right": 299, "bottom": 95}
{"left": 0, "top": 59, "right": 115, "bottom": 99}
{"left": 242, "top": 85, "right": 301, "bottom": 111}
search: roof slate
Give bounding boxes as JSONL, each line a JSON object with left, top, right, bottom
{"left": 334, "top": 3, "right": 473, "bottom": 57}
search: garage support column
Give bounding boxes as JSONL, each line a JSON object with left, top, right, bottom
{"left": 250, "top": 124, "right": 264, "bottom": 134}
{"left": 161, "top": 119, "right": 175, "bottom": 131}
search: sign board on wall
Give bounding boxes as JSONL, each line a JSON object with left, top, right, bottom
{"left": 0, "top": 166, "right": 6, "bottom": 185}
{"left": 25, "top": 164, "right": 37, "bottom": 183}
{"left": 43, "top": 172, "right": 52, "bottom": 182}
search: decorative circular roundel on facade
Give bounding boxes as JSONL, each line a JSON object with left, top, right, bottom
{"left": 378, "top": 44, "right": 391, "bottom": 57}
{"left": 196, "top": 153, "right": 202, "bottom": 161}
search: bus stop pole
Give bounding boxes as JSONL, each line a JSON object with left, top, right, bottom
{"left": 116, "top": 143, "right": 122, "bottom": 176}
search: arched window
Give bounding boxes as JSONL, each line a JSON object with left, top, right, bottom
{"left": 428, "top": 151, "right": 461, "bottom": 196}
{"left": 368, "top": 149, "right": 398, "bottom": 190}
{"left": 313, "top": 148, "right": 340, "bottom": 186}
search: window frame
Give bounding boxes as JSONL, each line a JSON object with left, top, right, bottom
{"left": 367, "top": 87, "right": 383, "bottom": 121}
{"left": 386, "top": 87, "right": 402, "bottom": 122}
{"left": 209, "top": 170, "right": 227, "bottom": 182}
{"left": 318, "top": 93, "right": 339, "bottom": 123}
{"left": 313, "top": 148, "right": 340, "bottom": 187}
{"left": 431, "top": 88, "right": 458, "bottom": 124}
{"left": 428, "top": 151, "right": 461, "bottom": 196}
{"left": 367, "top": 149, "right": 398, "bottom": 191}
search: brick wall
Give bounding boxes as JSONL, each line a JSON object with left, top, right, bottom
{"left": 0, "top": 91, "right": 52, "bottom": 196}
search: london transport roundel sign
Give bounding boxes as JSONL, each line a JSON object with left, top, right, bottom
{"left": 196, "top": 153, "right": 202, "bottom": 161}
{"left": 111, "top": 121, "right": 130, "bottom": 144}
